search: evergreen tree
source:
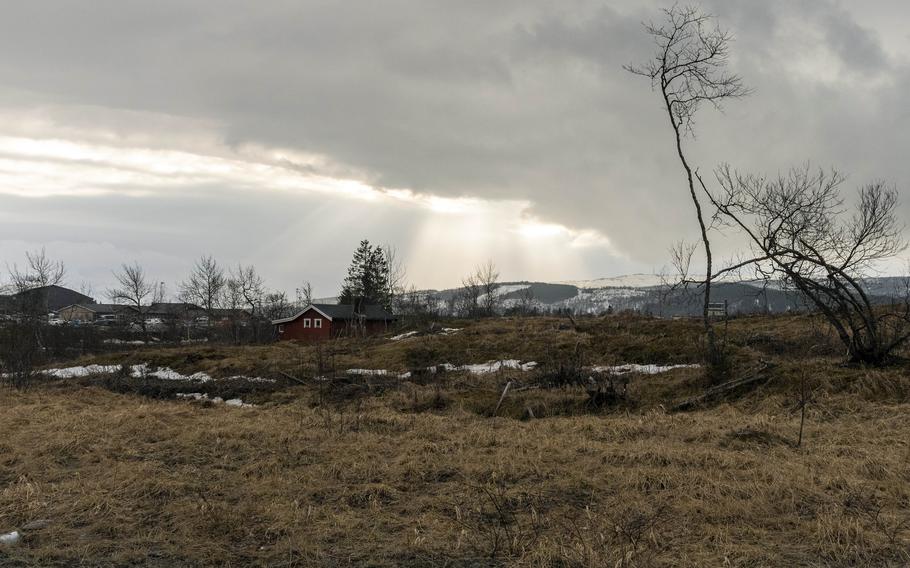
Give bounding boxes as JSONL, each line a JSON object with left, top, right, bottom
{"left": 339, "top": 240, "right": 392, "bottom": 309}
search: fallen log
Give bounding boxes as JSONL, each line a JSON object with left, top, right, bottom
{"left": 493, "top": 381, "right": 513, "bottom": 416}
{"left": 672, "top": 362, "right": 775, "bottom": 411}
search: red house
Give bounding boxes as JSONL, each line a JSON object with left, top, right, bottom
{"left": 272, "top": 303, "right": 396, "bottom": 342}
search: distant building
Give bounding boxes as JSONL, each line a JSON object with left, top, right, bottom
{"left": 144, "top": 302, "right": 205, "bottom": 322}
{"left": 4, "top": 285, "right": 95, "bottom": 314}
{"left": 58, "top": 303, "right": 137, "bottom": 323}
{"left": 272, "top": 303, "right": 395, "bottom": 341}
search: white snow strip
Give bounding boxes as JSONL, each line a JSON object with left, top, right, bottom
{"left": 40, "top": 364, "right": 122, "bottom": 378}
{"left": 390, "top": 331, "right": 420, "bottom": 341}
{"left": 440, "top": 328, "right": 462, "bottom": 335}
{"left": 176, "top": 392, "right": 254, "bottom": 408}
{"left": 590, "top": 364, "right": 700, "bottom": 375}
{"left": 26, "top": 364, "right": 274, "bottom": 383}
{"left": 347, "top": 369, "right": 392, "bottom": 376}
{"left": 456, "top": 360, "right": 538, "bottom": 374}
{"left": 348, "top": 360, "right": 538, "bottom": 378}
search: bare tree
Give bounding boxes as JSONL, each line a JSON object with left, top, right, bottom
{"left": 262, "top": 291, "right": 293, "bottom": 321}
{"left": 383, "top": 244, "right": 408, "bottom": 311}
{"left": 8, "top": 248, "right": 66, "bottom": 293}
{"left": 108, "top": 262, "right": 155, "bottom": 334}
{"left": 230, "top": 264, "right": 265, "bottom": 316}
{"left": 179, "top": 255, "right": 226, "bottom": 316}
{"left": 296, "top": 280, "right": 314, "bottom": 307}
{"left": 627, "top": 4, "right": 749, "bottom": 367}
{"left": 713, "top": 164, "right": 908, "bottom": 364}
{"left": 476, "top": 260, "right": 501, "bottom": 317}
{"left": 80, "top": 281, "right": 95, "bottom": 299}
{"left": 517, "top": 286, "right": 536, "bottom": 316}
{"left": 459, "top": 274, "right": 482, "bottom": 318}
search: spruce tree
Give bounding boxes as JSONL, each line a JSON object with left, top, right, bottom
{"left": 340, "top": 239, "right": 372, "bottom": 305}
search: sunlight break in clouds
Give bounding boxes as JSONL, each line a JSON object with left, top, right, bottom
{"left": 0, "top": 131, "right": 627, "bottom": 292}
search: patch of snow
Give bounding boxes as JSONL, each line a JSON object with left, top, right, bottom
{"left": 346, "top": 368, "right": 412, "bottom": 379}
{"left": 103, "top": 339, "right": 147, "bottom": 345}
{"left": 347, "top": 369, "right": 392, "bottom": 376}
{"left": 349, "top": 360, "right": 539, "bottom": 377}
{"left": 456, "top": 360, "right": 538, "bottom": 374}
{"left": 176, "top": 392, "right": 254, "bottom": 408}
{"left": 0, "top": 530, "right": 20, "bottom": 546}
{"left": 590, "top": 363, "right": 700, "bottom": 375}
{"left": 40, "top": 364, "right": 122, "bottom": 378}
{"left": 493, "top": 284, "right": 531, "bottom": 296}
{"left": 391, "top": 331, "right": 419, "bottom": 341}
{"left": 440, "top": 327, "right": 461, "bottom": 335}
{"left": 27, "top": 363, "right": 272, "bottom": 384}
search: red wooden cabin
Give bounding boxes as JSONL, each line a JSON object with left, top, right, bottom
{"left": 272, "top": 303, "right": 395, "bottom": 342}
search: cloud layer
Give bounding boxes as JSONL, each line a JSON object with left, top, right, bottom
{"left": 0, "top": 0, "right": 907, "bottom": 295}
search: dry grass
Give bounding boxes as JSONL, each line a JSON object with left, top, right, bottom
{"left": 1, "top": 314, "right": 909, "bottom": 566}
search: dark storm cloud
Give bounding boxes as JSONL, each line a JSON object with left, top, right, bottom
{"left": 0, "top": 0, "right": 907, "bottom": 286}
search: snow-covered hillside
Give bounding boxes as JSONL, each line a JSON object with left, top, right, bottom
{"left": 556, "top": 273, "right": 665, "bottom": 289}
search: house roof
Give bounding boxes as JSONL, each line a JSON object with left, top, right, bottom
{"left": 146, "top": 302, "right": 203, "bottom": 314}
{"left": 60, "top": 303, "right": 136, "bottom": 314}
{"left": 272, "top": 303, "right": 395, "bottom": 325}
{"left": 210, "top": 308, "right": 251, "bottom": 318}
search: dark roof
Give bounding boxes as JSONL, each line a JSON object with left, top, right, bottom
{"left": 11, "top": 285, "right": 95, "bottom": 312}
{"left": 210, "top": 308, "right": 251, "bottom": 318}
{"left": 272, "top": 303, "right": 395, "bottom": 324}
{"left": 62, "top": 303, "right": 136, "bottom": 314}
{"left": 146, "top": 302, "right": 204, "bottom": 315}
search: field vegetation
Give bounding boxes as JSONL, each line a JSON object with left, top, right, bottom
{"left": 1, "top": 313, "right": 909, "bottom": 566}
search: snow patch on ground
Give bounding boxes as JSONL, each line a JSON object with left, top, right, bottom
{"left": 391, "top": 331, "right": 419, "bottom": 341}
{"left": 344, "top": 360, "right": 696, "bottom": 379}
{"left": 347, "top": 360, "right": 538, "bottom": 378}
{"left": 40, "top": 364, "right": 122, "bottom": 378}
{"left": 450, "top": 360, "right": 538, "bottom": 374}
{"left": 0, "top": 530, "right": 21, "bottom": 546}
{"left": 590, "top": 363, "right": 700, "bottom": 375}
{"left": 176, "top": 392, "right": 254, "bottom": 408}
{"left": 29, "top": 364, "right": 274, "bottom": 384}
{"left": 390, "top": 327, "right": 461, "bottom": 341}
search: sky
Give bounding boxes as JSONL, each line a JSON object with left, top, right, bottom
{"left": 0, "top": 0, "right": 908, "bottom": 298}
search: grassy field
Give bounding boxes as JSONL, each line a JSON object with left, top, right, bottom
{"left": 1, "top": 314, "right": 909, "bottom": 566}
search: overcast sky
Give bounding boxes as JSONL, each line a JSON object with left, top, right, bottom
{"left": 0, "top": 0, "right": 908, "bottom": 297}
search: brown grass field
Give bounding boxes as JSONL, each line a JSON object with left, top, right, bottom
{"left": 1, "top": 315, "right": 909, "bottom": 566}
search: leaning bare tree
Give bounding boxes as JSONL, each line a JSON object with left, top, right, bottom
{"left": 627, "top": 4, "right": 749, "bottom": 368}
{"left": 712, "top": 164, "right": 909, "bottom": 364}
{"left": 108, "top": 262, "right": 155, "bottom": 335}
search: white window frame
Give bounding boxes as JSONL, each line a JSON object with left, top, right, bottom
{"left": 278, "top": 324, "right": 285, "bottom": 333}
{"left": 314, "top": 318, "right": 322, "bottom": 328}
{"left": 303, "top": 318, "right": 312, "bottom": 328}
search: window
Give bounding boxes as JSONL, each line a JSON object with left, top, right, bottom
{"left": 314, "top": 318, "right": 322, "bottom": 328}
{"left": 303, "top": 318, "right": 312, "bottom": 328}
{"left": 278, "top": 324, "right": 285, "bottom": 333}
